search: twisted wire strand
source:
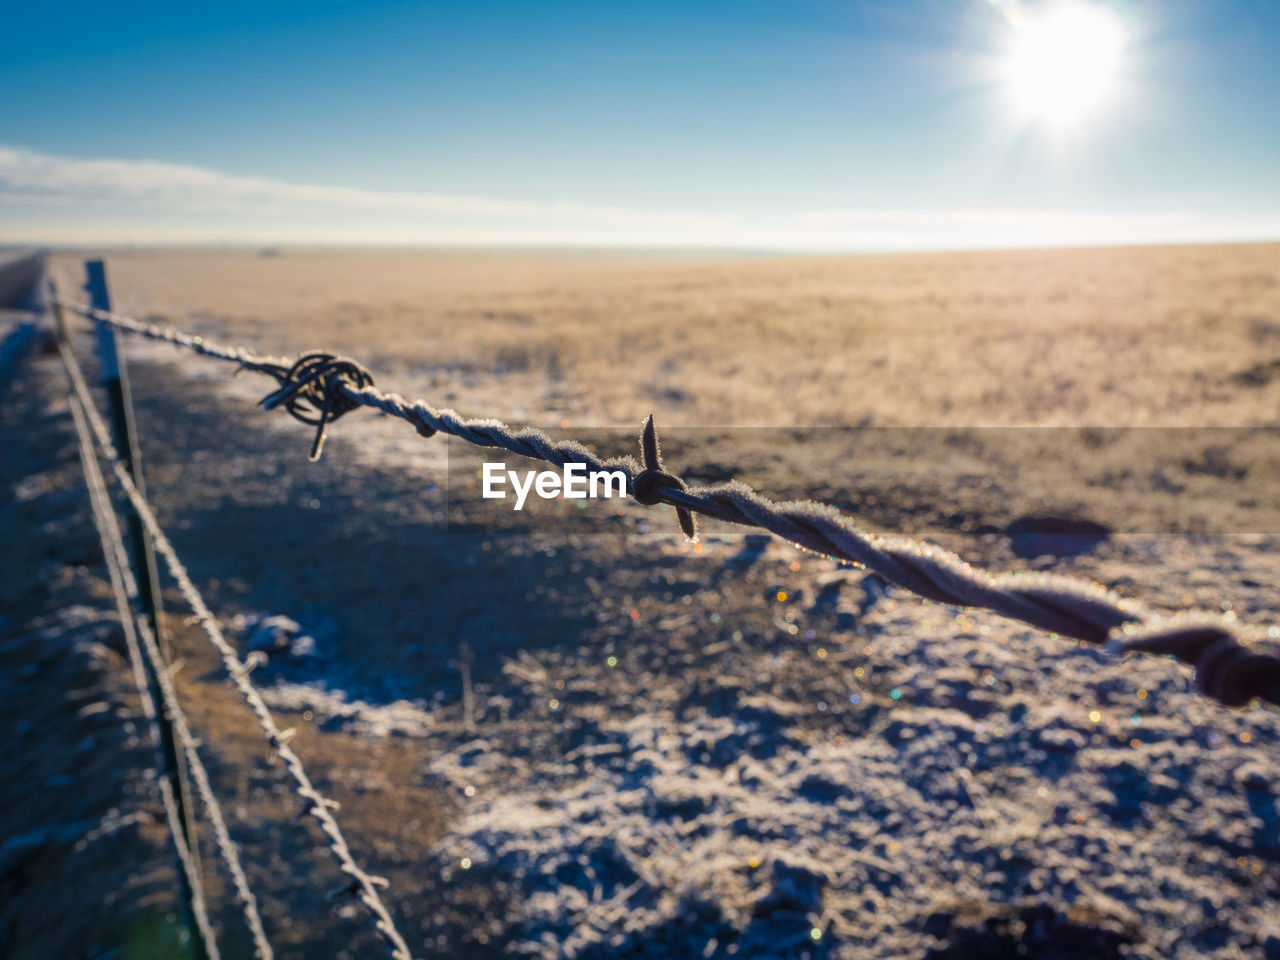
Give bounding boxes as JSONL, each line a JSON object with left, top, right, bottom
{"left": 66, "top": 381, "right": 224, "bottom": 960}
{"left": 58, "top": 331, "right": 415, "bottom": 960}
{"left": 59, "top": 301, "right": 1280, "bottom": 709}
{"left": 158, "top": 774, "right": 223, "bottom": 960}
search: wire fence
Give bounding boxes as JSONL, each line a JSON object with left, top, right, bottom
{"left": 57, "top": 307, "right": 413, "bottom": 959}
{"left": 66, "top": 388, "right": 225, "bottom": 959}
{"left": 40, "top": 281, "right": 1280, "bottom": 960}
{"left": 58, "top": 298, "right": 1280, "bottom": 709}
{"left": 66, "top": 373, "right": 273, "bottom": 960}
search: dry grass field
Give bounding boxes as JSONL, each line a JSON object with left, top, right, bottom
{"left": 49, "top": 243, "right": 1280, "bottom": 427}
{"left": 7, "top": 242, "right": 1280, "bottom": 960}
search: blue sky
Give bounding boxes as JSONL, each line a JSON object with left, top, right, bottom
{"left": 1, "top": 0, "right": 1277, "bottom": 249}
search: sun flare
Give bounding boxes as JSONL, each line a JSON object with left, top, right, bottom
{"left": 1004, "top": 3, "right": 1128, "bottom": 128}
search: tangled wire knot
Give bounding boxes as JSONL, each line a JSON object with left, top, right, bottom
{"left": 260, "top": 352, "right": 376, "bottom": 460}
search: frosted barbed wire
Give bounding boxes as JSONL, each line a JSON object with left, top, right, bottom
{"left": 58, "top": 301, "right": 1280, "bottom": 709}
{"left": 58, "top": 331, "right": 415, "bottom": 960}
{"left": 65, "top": 383, "right": 225, "bottom": 960}
{"left": 65, "top": 357, "right": 275, "bottom": 958}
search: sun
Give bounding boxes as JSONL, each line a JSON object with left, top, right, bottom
{"left": 1003, "top": 3, "right": 1128, "bottom": 128}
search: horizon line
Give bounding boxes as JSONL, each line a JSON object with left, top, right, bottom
{"left": 9, "top": 235, "right": 1280, "bottom": 259}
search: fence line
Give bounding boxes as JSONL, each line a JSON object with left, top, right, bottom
{"left": 58, "top": 327, "right": 414, "bottom": 960}
{"left": 67, "top": 375, "right": 275, "bottom": 959}
{"left": 65, "top": 377, "right": 223, "bottom": 960}
{"left": 57, "top": 299, "right": 1280, "bottom": 710}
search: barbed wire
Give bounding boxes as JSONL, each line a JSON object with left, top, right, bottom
{"left": 66, "top": 373, "right": 276, "bottom": 958}
{"left": 65, "top": 378, "right": 224, "bottom": 960}
{"left": 58, "top": 330, "right": 416, "bottom": 960}
{"left": 58, "top": 300, "right": 1280, "bottom": 709}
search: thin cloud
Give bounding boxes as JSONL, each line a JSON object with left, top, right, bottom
{"left": 1, "top": 145, "right": 1268, "bottom": 250}
{"left": 0, "top": 145, "right": 725, "bottom": 227}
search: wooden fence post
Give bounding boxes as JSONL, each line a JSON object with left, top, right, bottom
{"left": 82, "top": 261, "right": 209, "bottom": 960}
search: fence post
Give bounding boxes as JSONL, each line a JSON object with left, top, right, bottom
{"left": 82, "top": 261, "right": 209, "bottom": 960}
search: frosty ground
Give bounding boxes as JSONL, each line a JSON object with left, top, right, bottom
{"left": 6, "top": 246, "right": 1280, "bottom": 959}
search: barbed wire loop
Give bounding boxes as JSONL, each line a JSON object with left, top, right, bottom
{"left": 260, "top": 352, "right": 376, "bottom": 460}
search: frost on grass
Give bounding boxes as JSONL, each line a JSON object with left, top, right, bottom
{"left": 410, "top": 586, "right": 1280, "bottom": 960}
{"left": 227, "top": 557, "right": 1280, "bottom": 959}
{"left": 232, "top": 611, "right": 440, "bottom": 738}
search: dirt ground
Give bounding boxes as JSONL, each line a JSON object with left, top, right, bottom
{"left": 6, "top": 244, "right": 1280, "bottom": 959}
